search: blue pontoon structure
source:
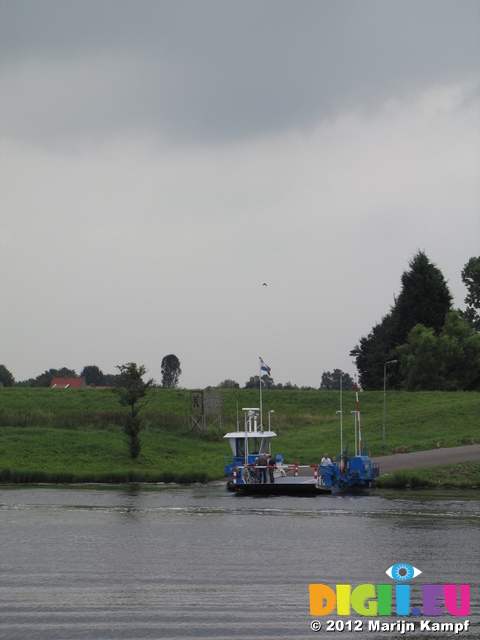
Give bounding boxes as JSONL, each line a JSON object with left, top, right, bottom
{"left": 317, "top": 443, "right": 380, "bottom": 494}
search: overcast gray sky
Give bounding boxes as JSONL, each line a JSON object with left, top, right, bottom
{"left": 1, "top": 0, "right": 479, "bottom": 388}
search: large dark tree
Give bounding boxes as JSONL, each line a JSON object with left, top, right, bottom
{"left": 353, "top": 251, "right": 452, "bottom": 390}
{"left": 352, "top": 313, "right": 399, "bottom": 390}
{"left": 113, "top": 363, "right": 154, "bottom": 459}
{"left": 161, "top": 354, "right": 182, "bottom": 388}
{"left": 392, "top": 251, "right": 452, "bottom": 343}
{"left": 460, "top": 256, "right": 480, "bottom": 332}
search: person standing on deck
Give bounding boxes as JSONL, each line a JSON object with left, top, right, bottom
{"left": 257, "top": 452, "right": 267, "bottom": 483}
{"left": 321, "top": 453, "right": 332, "bottom": 466}
{"left": 267, "top": 454, "right": 276, "bottom": 483}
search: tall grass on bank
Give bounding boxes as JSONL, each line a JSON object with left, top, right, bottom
{"left": 0, "top": 425, "right": 228, "bottom": 484}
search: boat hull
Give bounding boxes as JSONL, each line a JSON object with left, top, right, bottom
{"left": 230, "top": 481, "right": 373, "bottom": 496}
{"left": 228, "top": 469, "right": 376, "bottom": 496}
{"left": 229, "top": 476, "right": 323, "bottom": 496}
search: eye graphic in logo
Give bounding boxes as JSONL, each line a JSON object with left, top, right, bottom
{"left": 386, "top": 563, "right": 422, "bottom": 581}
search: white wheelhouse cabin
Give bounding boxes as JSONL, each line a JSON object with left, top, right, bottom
{"left": 223, "top": 408, "right": 284, "bottom": 488}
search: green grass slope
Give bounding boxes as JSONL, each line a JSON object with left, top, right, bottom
{"left": 0, "top": 388, "right": 478, "bottom": 485}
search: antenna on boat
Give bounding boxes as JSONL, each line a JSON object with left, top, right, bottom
{"left": 242, "top": 408, "right": 259, "bottom": 467}
{"left": 259, "top": 357, "right": 271, "bottom": 432}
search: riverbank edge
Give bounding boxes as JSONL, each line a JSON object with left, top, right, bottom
{"left": 1, "top": 461, "right": 479, "bottom": 490}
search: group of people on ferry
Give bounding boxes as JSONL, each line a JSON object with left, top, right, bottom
{"left": 254, "top": 452, "right": 276, "bottom": 483}
{"left": 253, "top": 451, "right": 332, "bottom": 484}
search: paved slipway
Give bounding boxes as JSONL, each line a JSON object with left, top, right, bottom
{"left": 371, "top": 444, "right": 480, "bottom": 474}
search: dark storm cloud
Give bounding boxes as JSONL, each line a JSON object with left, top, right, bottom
{"left": 1, "top": 0, "right": 479, "bottom": 147}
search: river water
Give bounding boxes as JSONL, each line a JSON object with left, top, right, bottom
{"left": 0, "top": 484, "right": 478, "bottom": 640}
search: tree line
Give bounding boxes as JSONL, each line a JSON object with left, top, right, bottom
{"left": 0, "top": 355, "right": 182, "bottom": 390}
{"left": 350, "top": 253, "right": 480, "bottom": 391}
{"left": 1, "top": 363, "right": 353, "bottom": 392}
{"left": 217, "top": 369, "right": 356, "bottom": 391}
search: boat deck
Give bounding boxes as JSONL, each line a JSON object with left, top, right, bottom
{"left": 230, "top": 464, "right": 375, "bottom": 496}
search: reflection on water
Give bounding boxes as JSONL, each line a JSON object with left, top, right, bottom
{"left": 0, "top": 485, "right": 478, "bottom": 639}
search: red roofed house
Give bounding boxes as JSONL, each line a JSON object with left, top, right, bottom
{"left": 50, "top": 377, "right": 86, "bottom": 389}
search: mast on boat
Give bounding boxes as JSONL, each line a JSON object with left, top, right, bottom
{"left": 259, "top": 357, "right": 271, "bottom": 430}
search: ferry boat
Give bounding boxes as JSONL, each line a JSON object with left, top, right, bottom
{"left": 223, "top": 408, "right": 379, "bottom": 495}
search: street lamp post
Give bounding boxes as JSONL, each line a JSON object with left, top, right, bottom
{"left": 268, "top": 410, "right": 274, "bottom": 431}
{"left": 336, "top": 371, "right": 344, "bottom": 454}
{"left": 336, "top": 410, "right": 343, "bottom": 454}
{"left": 268, "top": 410, "right": 275, "bottom": 455}
{"left": 383, "top": 360, "right": 398, "bottom": 448}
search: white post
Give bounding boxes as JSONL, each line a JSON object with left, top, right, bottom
{"left": 271, "top": 410, "right": 275, "bottom": 429}
{"left": 245, "top": 412, "right": 248, "bottom": 466}
{"left": 340, "top": 372, "right": 343, "bottom": 453}
{"left": 259, "top": 358, "right": 263, "bottom": 431}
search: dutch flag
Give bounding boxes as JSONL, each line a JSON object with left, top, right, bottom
{"left": 260, "top": 358, "right": 271, "bottom": 376}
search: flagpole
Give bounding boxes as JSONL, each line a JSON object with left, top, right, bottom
{"left": 259, "top": 357, "right": 263, "bottom": 430}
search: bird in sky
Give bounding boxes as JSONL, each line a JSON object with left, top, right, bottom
{"left": 262, "top": 283, "right": 267, "bottom": 286}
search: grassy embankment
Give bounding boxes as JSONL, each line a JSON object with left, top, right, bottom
{"left": 0, "top": 387, "right": 479, "bottom": 488}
